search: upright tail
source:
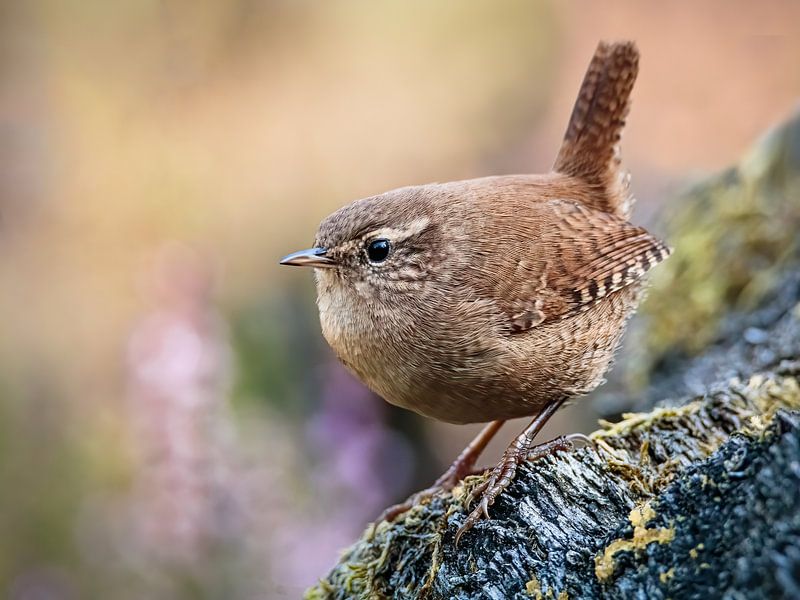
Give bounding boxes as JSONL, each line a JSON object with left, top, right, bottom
{"left": 553, "top": 41, "right": 639, "bottom": 219}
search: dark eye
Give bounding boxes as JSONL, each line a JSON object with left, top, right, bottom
{"left": 366, "top": 238, "right": 391, "bottom": 263}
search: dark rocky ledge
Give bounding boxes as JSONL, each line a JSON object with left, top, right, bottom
{"left": 305, "top": 372, "right": 800, "bottom": 599}
{"left": 305, "top": 112, "right": 800, "bottom": 599}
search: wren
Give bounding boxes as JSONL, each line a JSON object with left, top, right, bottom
{"left": 280, "top": 41, "right": 670, "bottom": 543}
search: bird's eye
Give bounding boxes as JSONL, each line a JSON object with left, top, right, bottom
{"left": 366, "top": 238, "right": 391, "bottom": 263}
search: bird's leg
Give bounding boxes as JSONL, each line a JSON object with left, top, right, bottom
{"left": 375, "top": 420, "right": 505, "bottom": 524}
{"left": 456, "top": 398, "right": 570, "bottom": 545}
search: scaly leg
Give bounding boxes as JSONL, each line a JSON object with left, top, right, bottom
{"left": 455, "top": 398, "right": 577, "bottom": 545}
{"left": 376, "top": 420, "right": 506, "bottom": 524}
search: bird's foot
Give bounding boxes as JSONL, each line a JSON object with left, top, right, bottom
{"left": 455, "top": 432, "right": 591, "bottom": 545}
{"left": 373, "top": 450, "right": 490, "bottom": 531}
{"left": 374, "top": 462, "right": 480, "bottom": 528}
{"left": 372, "top": 420, "right": 505, "bottom": 532}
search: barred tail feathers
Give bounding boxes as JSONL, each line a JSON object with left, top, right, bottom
{"left": 553, "top": 41, "right": 639, "bottom": 219}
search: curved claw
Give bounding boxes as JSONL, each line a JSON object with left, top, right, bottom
{"left": 480, "top": 497, "right": 491, "bottom": 520}
{"left": 454, "top": 523, "right": 468, "bottom": 547}
{"left": 455, "top": 502, "right": 486, "bottom": 546}
{"left": 456, "top": 494, "right": 496, "bottom": 544}
{"left": 565, "top": 432, "right": 595, "bottom": 448}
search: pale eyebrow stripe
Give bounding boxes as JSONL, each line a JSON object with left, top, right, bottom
{"left": 366, "top": 217, "right": 431, "bottom": 242}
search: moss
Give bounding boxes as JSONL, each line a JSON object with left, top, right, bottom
{"left": 591, "top": 373, "right": 800, "bottom": 499}
{"left": 630, "top": 109, "right": 800, "bottom": 388}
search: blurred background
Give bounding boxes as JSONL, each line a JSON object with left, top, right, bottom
{"left": 1, "top": 1, "right": 799, "bottom": 598}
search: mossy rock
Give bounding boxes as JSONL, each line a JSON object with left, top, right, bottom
{"left": 633, "top": 109, "right": 800, "bottom": 386}
{"left": 307, "top": 370, "right": 800, "bottom": 599}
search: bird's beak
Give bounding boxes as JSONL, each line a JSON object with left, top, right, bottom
{"left": 279, "top": 247, "right": 338, "bottom": 269}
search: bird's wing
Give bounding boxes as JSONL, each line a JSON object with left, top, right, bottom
{"left": 493, "top": 199, "right": 671, "bottom": 333}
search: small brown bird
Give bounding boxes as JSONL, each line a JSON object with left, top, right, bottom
{"left": 281, "top": 41, "right": 670, "bottom": 542}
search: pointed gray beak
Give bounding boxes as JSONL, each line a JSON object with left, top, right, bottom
{"left": 279, "top": 247, "right": 338, "bottom": 268}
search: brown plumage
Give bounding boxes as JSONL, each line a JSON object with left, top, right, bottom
{"left": 281, "top": 41, "right": 670, "bottom": 541}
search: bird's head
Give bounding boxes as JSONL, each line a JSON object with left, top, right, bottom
{"left": 280, "top": 186, "right": 453, "bottom": 304}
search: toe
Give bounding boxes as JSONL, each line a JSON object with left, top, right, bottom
{"left": 377, "top": 500, "right": 413, "bottom": 524}
{"left": 465, "top": 478, "right": 490, "bottom": 508}
{"left": 480, "top": 497, "right": 491, "bottom": 520}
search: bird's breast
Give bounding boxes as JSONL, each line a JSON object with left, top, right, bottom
{"left": 315, "top": 280, "right": 528, "bottom": 422}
